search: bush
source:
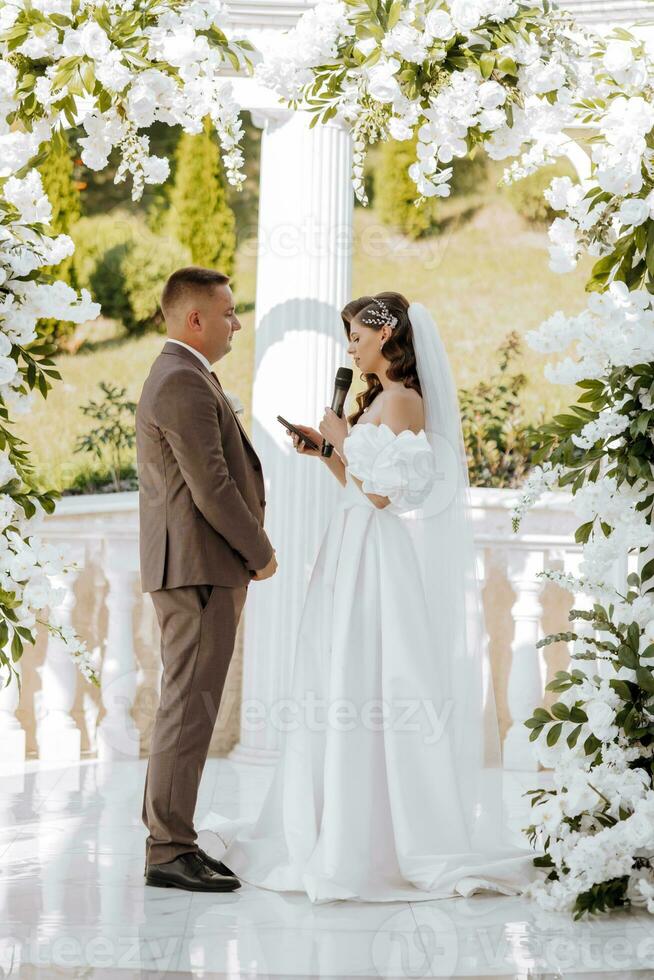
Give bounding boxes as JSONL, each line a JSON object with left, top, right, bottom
{"left": 503, "top": 159, "right": 578, "bottom": 225}
{"left": 459, "top": 331, "right": 543, "bottom": 488}
{"left": 449, "top": 152, "right": 488, "bottom": 197}
{"left": 72, "top": 212, "right": 191, "bottom": 333}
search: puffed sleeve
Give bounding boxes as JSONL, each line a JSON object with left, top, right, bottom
{"left": 343, "top": 422, "right": 437, "bottom": 513}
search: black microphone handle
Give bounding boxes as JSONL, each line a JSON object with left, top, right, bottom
{"left": 321, "top": 387, "right": 348, "bottom": 458}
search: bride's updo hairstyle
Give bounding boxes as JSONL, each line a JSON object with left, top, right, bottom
{"left": 341, "top": 290, "right": 421, "bottom": 426}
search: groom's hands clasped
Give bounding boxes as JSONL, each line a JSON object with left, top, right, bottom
{"left": 251, "top": 550, "right": 278, "bottom": 581}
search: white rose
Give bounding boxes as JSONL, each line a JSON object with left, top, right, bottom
{"left": 366, "top": 60, "right": 402, "bottom": 105}
{"left": 78, "top": 22, "right": 111, "bottom": 60}
{"left": 477, "top": 79, "right": 506, "bottom": 109}
{"left": 525, "top": 60, "right": 566, "bottom": 94}
{"left": 450, "top": 0, "right": 482, "bottom": 31}
{"left": 477, "top": 108, "right": 505, "bottom": 132}
{"left": 424, "top": 9, "right": 455, "bottom": 40}
{"left": 618, "top": 197, "right": 650, "bottom": 228}
{"left": 603, "top": 40, "right": 634, "bottom": 75}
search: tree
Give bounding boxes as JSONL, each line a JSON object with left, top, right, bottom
{"left": 38, "top": 134, "right": 82, "bottom": 344}
{"left": 161, "top": 117, "right": 236, "bottom": 276}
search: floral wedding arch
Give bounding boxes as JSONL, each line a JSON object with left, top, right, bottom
{"left": 2, "top": 0, "right": 654, "bottom": 918}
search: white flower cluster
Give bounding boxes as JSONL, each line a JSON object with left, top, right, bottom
{"left": 255, "top": 1, "right": 354, "bottom": 102}
{"left": 526, "top": 753, "right": 654, "bottom": 912}
{"left": 510, "top": 460, "right": 565, "bottom": 529}
{"left": 535, "top": 32, "right": 654, "bottom": 276}
{"left": 526, "top": 282, "right": 654, "bottom": 384}
{"left": 521, "top": 642, "right": 654, "bottom": 912}
{"left": 261, "top": 0, "right": 586, "bottom": 202}
{"left": 0, "top": 0, "right": 257, "bottom": 687}
{"left": 0, "top": 505, "right": 96, "bottom": 682}
{"left": 573, "top": 476, "right": 654, "bottom": 583}
{"left": 1, "top": 0, "right": 248, "bottom": 200}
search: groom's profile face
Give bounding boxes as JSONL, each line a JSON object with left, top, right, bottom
{"left": 188, "top": 283, "right": 242, "bottom": 363}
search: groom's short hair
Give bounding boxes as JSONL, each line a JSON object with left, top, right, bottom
{"left": 161, "top": 266, "right": 230, "bottom": 319}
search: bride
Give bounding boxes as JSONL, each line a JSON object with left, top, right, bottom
{"left": 198, "top": 292, "right": 542, "bottom": 903}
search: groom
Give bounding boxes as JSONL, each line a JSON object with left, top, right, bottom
{"left": 136, "top": 266, "right": 278, "bottom": 892}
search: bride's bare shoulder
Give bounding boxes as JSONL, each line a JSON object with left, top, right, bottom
{"left": 378, "top": 387, "right": 424, "bottom": 435}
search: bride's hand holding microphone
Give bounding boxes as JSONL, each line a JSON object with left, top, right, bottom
{"left": 318, "top": 408, "right": 349, "bottom": 459}
{"left": 286, "top": 410, "right": 349, "bottom": 460}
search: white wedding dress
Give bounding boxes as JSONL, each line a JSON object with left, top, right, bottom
{"left": 198, "top": 418, "right": 541, "bottom": 904}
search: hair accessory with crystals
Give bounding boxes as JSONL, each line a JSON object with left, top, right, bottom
{"left": 359, "top": 296, "right": 398, "bottom": 330}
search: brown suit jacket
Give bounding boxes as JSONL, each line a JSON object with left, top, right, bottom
{"left": 136, "top": 341, "right": 274, "bottom": 592}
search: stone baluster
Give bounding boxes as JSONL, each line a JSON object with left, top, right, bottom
{"left": 96, "top": 537, "right": 141, "bottom": 760}
{"left": 503, "top": 547, "right": 546, "bottom": 771}
{"left": 36, "top": 568, "right": 82, "bottom": 762}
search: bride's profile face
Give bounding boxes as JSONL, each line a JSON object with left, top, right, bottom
{"left": 347, "top": 316, "right": 385, "bottom": 374}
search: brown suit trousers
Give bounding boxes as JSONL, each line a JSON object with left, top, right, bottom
{"left": 142, "top": 581, "right": 247, "bottom": 865}
{"left": 136, "top": 342, "right": 273, "bottom": 865}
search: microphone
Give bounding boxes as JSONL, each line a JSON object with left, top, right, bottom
{"left": 321, "top": 367, "right": 353, "bottom": 458}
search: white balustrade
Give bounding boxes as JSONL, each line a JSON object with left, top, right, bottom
{"left": 2, "top": 478, "right": 627, "bottom": 773}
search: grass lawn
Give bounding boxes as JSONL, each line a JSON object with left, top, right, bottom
{"left": 14, "top": 195, "right": 592, "bottom": 492}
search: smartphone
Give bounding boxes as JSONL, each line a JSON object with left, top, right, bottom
{"left": 277, "top": 415, "right": 322, "bottom": 453}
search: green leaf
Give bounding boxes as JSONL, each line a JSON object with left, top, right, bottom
{"left": 566, "top": 723, "right": 582, "bottom": 748}
{"left": 575, "top": 520, "right": 594, "bottom": 544}
{"left": 546, "top": 721, "right": 562, "bottom": 746}
{"left": 618, "top": 644, "right": 639, "bottom": 669}
{"left": 10, "top": 631, "right": 22, "bottom": 663}
{"left": 479, "top": 51, "right": 495, "bottom": 79}
{"left": 496, "top": 55, "right": 517, "bottom": 75}
{"left": 387, "top": 0, "right": 401, "bottom": 28}
{"left": 550, "top": 701, "right": 570, "bottom": 721}
{"left": 637, "top": 666, "right": 654, "bottom": 694}
{"left": 627, "top": 621, "right": 641, "bottom": 652}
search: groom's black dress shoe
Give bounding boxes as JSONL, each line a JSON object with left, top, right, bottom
{"left": 197, "top": 846, "right": 236, "bottom": 878}
{"left": 145, "top": 851, "right": 241, "bottom": 892}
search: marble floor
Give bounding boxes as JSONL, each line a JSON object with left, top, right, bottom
{"left": 1, "top": 758, "right": 654, "bottom": 979}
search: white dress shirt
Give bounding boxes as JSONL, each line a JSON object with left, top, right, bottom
{"left": 166, "top": 338, "right": 213, "bottom": 373}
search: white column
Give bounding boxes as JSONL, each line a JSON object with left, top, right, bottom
{"left": 231, "top": 109, "right": 353, "bottom": 763}
{"left": 36, "top": 570, "right": 82, "bottom": 762}
{"left": 0, "top": 658, "right": 26, "bottom": 767}
{"left": 504, "top": 548, "right": 546, "bottom": 771}
{"left": 96, "top": 537, "right": 141, "bottom": 760}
